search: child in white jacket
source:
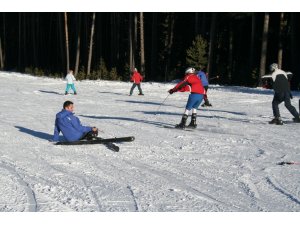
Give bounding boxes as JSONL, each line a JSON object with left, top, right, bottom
{"left": 65, "top": 70, "right": 77, "bottom": 95}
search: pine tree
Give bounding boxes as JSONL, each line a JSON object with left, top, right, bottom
{"left": 186, "top": 35, "right": 208, "bottom": 69}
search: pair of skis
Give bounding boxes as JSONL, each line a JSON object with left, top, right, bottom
{"left": 55, "top": 136, "right": 135, "bottom": 152}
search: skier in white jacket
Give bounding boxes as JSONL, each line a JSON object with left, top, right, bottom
{"left": 65, "top": 70, "right": 77, "bottom": 95}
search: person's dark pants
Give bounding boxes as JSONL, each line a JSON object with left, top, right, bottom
{"left": 80, "top": 131, "right": 95, "bottom": 140}
{"left": 272, "top": 91, "right": 299, "bottom": 118}
{"left": 130, "top": 83, "right": 143, "bottom": 95}
{"left": 204, "top": 86, "right": 209, "bottom": 103}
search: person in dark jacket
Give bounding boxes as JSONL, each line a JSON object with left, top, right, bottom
{"left": 168, "top": 67, "right": 205, "bottom": 129}
{"left": 129, "top": 68, "right": 144, "bottom": 96}
{"left": 53, "top": 101, "right": 98, "bottom": 142}
{"left": 197, "top": 68, "right": 212, "bottom": 107}
{"left": 263, "top": 63, "right": 300, "bottom": 125}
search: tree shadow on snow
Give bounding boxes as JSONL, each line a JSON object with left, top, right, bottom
{"left": 136, "top": 110, "right": 261, "bottom": 124}
{"left": 201, "top": 108, "right": 247, "bottom": 116}
{"left": 79, "top": 115, "right": 174, "bottom": 127}
{"left": 39, "top": 90, "right": 63, "bottom": 95}
{"left": 98, "top": 91, "right": 125, "bottom": 96}
{"left": 116, "top": 99, "right": 162, "bottom": 106}
{"left": 15, "top": 126, "right": 56, "bottom": 141}
{"left": 211, "top": 86, "right": 274, "bottom": 95}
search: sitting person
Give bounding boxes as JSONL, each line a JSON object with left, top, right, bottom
{"left": 53, "top": 101, "right": 98, "bottom": 142}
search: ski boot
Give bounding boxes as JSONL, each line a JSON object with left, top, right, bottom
{"left": 269, "top": 117, "right": 283, "bottom": 125}
{"left": 175, "top": 114, "right": 188, "bottom": 129}
{"left": 293, "top": 116, "right": 300, "bottom": 123}
{"left": 138, "top": 93, "right": 144, "bottom": 95}
{"left": 187, "top": 113, "right": 197, "bottom": 129}
{"left": 65, "top": 91, "right": 68, "bottom": 95}
{"left": 74, "top": 92, "right": 77, "bottom": 95}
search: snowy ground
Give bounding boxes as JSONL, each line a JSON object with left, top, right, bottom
{"left": 0, "top": 71, "right": 300, "bottom": 212}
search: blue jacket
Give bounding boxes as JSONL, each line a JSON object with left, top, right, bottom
{"left": 197, "top": 71, "right": 209, "bottom": 87}
{"left": 53, "top": 109, "right": 92, "bottom": 142}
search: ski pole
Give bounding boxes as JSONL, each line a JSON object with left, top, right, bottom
{"left": 209, "top": 75, "right": 219, "bottom": 81}
{"left": 155, "top": 94, "right": 170, "bottom": 115}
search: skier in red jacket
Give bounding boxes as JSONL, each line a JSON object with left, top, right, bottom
{"left": 168, "top": 67, "right": 205, "bottom": 129}
{"left": 129, "top": 68, "right": 144, "bottom": 96}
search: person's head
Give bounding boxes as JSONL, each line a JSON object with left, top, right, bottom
{"left": 69, "top": 70, "right": 73, "bottom": 74}
{"left": 63, "top": 100, "right": 74, "bottom": 112}
{"left": 185, "top": 67, "right": 196, "bottom": 74}
{"left": 134, "top": 68, "right": 138, "bottom": 72}
{"left": 269, "top": 63, "right": 278, "bottom": 72}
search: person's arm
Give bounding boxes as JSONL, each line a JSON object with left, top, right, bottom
{"left": 71, "top": 115, "right": 93, "bottom": 133}
{"left": 53, "top": 119, "right": 61, "bottom": 142}
{"left": 169, "top": 79, "right": 189, "bottom": 94}
{"left": 72, "top": 75, "right": 76, "bottom": 81}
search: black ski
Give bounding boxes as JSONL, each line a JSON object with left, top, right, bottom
{"left": 95, "top": 137, "right": 120, "bottom": 152}
{"left": 55, "top": 136, "right": 135, "bottom": 146}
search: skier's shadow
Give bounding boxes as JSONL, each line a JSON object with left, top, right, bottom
{"left": 15, "top": 126, "right": 55, "bottom": 141}
{"left": 39, "top": 90, "right": 63, "bottom": 95}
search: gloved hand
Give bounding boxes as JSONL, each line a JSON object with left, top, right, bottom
{"left": 168, "top": 88, "right": 176, "bottom": 94}
{"left": 92, "top": 127, "right": 98, "bottom": 137}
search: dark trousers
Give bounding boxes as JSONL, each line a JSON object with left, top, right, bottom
{"left": 80, "top": 131, "right": 95, "bottom": 140}
{"left": 130, "top": 83, "right": 143, "bottom": 95}
{"left": 272, "top": 91, "right": 299, "bottom": 118}
{"left": 204, "top": 86, "right": 209, "bottom": 102}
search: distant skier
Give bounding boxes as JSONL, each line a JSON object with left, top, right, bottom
{"left": 65, "top": 70, "right": 77, "bottom": 95}
{"left": 197, "top": 68, "right": 212, "bottom": 107}
{"left": 129, "top": 68, "right": 144, "bottom": 96}
{"left": 262, "top": 63, "right": 300, "bottom": 125}
{"left": 53, "top": 101, "right": 98, "bottom": 142}
{"left": 168, "top": 67, "right": 205, "bottom": 129}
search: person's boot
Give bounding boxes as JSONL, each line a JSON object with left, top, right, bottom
{"left": 187, "top": 113, "right": 197, "bottom": 128}
{"left": 65, "top": 91, "right": 68, "bottom": 95}
{"left": 138, "top": 93, "right": 144, "bottom": 95}
{"left": 74, "top": 92, "right": 77, "bottom": 95}
{"left": 175, "top": 114, "right": 188, "bottom": 129}
{"left": 269, "top": 117, "right": 283, "bottom": 125}
{"left": 293, "top": 116, "right": 300, "bottom": 123}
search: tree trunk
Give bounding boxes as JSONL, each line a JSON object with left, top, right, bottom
{"left": 87, "top": 12, "right": 96, "bottom": 77}
{"left": 228, "top": 22, "right": 233, "bottom": 83}
{"left": 259, "top": 12, "right": 270, "bottom": 86}
{"left": 164, "top": 13, "right": 175, "bottom": 82}
{"left": 1, "top": 13, "right": 6, "bottom": 69}
{"left": 75, "top": 13, "right": 81, "bottom": 76}
{"left": 290, "top": 13, "right": 298, "bottom": 89}
{"left": 249, "top": 13, "right": 256, "bottom": 79}
{"left": 0, "top": 36, "right": 3, "bottom": 69}
{"left": 134, "top": 13, "right": 137, "bottom": 66}
{"left": 129, "top": 13, "right": 134, "bottom": 73}
{"left": 207, "top": 13, "right": 217, "bottom": 79}
{"left": 278, "top": 12, "right": 284, "bottom": 69}
{"left": 18, "top": 13, "right": 21, "bottom": 71}
{"left": 140, "top": 12, "right": 145, "bottom": 78}
{"left": 150, "top": 13, "right": 158, "bottom": 80}
{"left": 64, "top": 12, "right": 70, "bottom": 74}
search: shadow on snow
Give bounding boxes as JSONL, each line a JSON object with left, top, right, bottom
{"left": 15, "top": 126, "right": 56, "bottom": 141}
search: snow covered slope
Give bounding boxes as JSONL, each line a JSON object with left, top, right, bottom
{"left": 0, "top": 71, "right": 300, "bottom": 212}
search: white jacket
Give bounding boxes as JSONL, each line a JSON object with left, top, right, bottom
{"left": 65, "top": 73, "right": 76, "bottom": 84}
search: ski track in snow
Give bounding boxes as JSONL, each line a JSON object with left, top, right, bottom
{"left": 1, "top": 72, "right": 300, "bottom": 211}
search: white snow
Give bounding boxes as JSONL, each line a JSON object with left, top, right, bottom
{"left": 1, "top": 71, "right": 300, "bottom": 214}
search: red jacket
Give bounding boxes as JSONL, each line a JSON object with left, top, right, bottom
{"left": 173, "top": 73, "right": 204, "bottom": 94}
{"left": 131, "top": 72, "right": 143, "bottom": 84}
